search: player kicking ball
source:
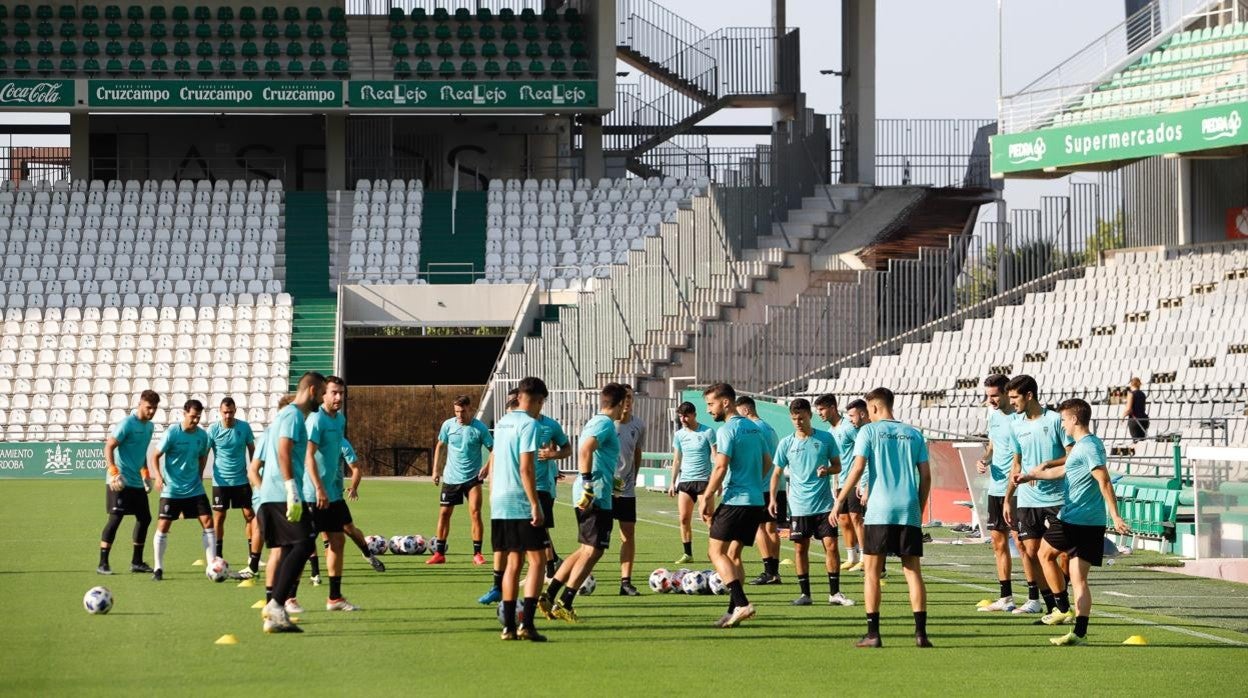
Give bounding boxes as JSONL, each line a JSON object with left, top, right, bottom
{"left": 97, "top": 390, "right": 159, "bottom": 575}
{"left": 429, "top": 395, "right": 494, "bottom": 565}
{"left": 305, "top": 376, "right": 360, "bottom": 612}
{"left": 667, "top": 401, "right": 715, "bottom": 564}
{"left": 831, "top": 387, "right": 932, "bottom": 648}
{"left": 149, "top": 399, "right": 216, "bottom": 582}
{"left": 1013, "top": 398, "right": 1130, "bottom": 646}
{"left": 773, "top": 399, "right": 853, "bottom": 607}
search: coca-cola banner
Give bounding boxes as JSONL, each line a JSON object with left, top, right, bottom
{"left": 0, "top": 79, "right": 74, "bottom": 108}
{"left": 88, "top": 80, "right": 343, "bottom": 109}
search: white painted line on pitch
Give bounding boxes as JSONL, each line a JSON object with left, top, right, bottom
{"left": 1105, "top": 591, "right": 1134, "bottom": 598}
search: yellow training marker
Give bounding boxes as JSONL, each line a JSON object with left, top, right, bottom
{"left": 214, "top": 634, "right": 238, "bottom": 645}
{"left": 976, "top": 599, "right": 994, "bottom": 608}
{"left": 192, "top": 559, "right": 205, "bottom": 567}
{"left": 1122, "top": 635, "right": 1148, "bottom": 646}
{"left": 251, "top": 600, "right": 266, "bottom": 609}
{"left": 237, "top": 578, "right": 256, "bottom": 588}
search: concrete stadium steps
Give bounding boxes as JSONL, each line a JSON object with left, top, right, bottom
{"left": 281, "top": 191, "right": 336, "bottom": 388}
{"left": 420, "top": 191, "right": 488, "bottom": 284}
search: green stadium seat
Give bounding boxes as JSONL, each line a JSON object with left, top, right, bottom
{"left": 13, "top": 56, "right": 30, "bottom": 73}
{"left": 455, "top": 8, "right": 471, "bottom": 23}
{"left": 102, "top": 4, "right": 119, "bottom": 20}
{"left": 240, "top": 22, "right": 255, "bottom": 40}
{"left": 105, "top": 56, "right": 122, "bottom": 75}
{"left": 567, "top": 23, "right": 585, "bottom": 41}
{"left": 263, "top": 40, "right": 279, "bottom": 57}
{"left": 13, "top": 39, "right": 29, "bottom": 55}
{"left": 565, "top": 8, "right": 581, "bottom": 23}
{"left": 58, "top": 56, "right": 74, "bottom": 72}
{"left": 545, "top": 24, "right": 562, "bottom": 41}
{"left": 412, "top": 40, "right": 429, "bottom": 57}
{"left": 480, "top": 41, "right": 497, "bottom": 58}
{"left": 0, "top": 21, "right": 6, "bottom": 37}
{"left": 36, "top": 56, "right": 52, "bottom": 73}
{"left": 81, "top": 5, "right": 97, "bottom": 20}
{"left": 308, "top": 58, "right": 325, "bottom": 76}
{"left": 549, "top": 59, "right": 567, "bottom": 77}
{"left": 478, "top": 24, "right": 495, "bottom": 41}
{"left": 104, "top": 39, "right": 121, "bottom": 56}
{"left": 262, "top": 22, "right": 279, "bottom": 40}
{"left": 573, "top": 59, "right": 590, "bottom": 77}
{"left": 173, "top": 22, "right": 188, "bottom": 38}
{"left": 432, "top": 7, "right": 449, "bottom": 23}
{"left": 412, "top": 24, "right": 428, "bottom": 40}
{"left": 527, "top": 59, "right": 545, "bottom": 77}
{"left": 505, "top": 59, "right": 522, "bottom": 77}
{"left": 149, "top": 5, "right": 165, "bottom": 21}
{"left": 195, "top": 40, "right": 211, "bottom": 57}
{"left": 522, "top": 24, "right": 538, "bottom": 41}
{"left": 415, "top": 59, "right": 432, "bottom": 77}
{"left": 36, "top": 20, "right": 51, "bottom": 37}
{"left": 150, "top": 57, "right": 167, "bottom": 74}
{"left": 498, "top": 8, "right": 515, "bottom": 23}
{"left": 392, "top": 41, "right": 408, "bottom": 58}
{"left": 519, "top": 8, "right": 537, "bottom": 24}
{"left": 172, "top": 5, "right": 188, "bottom": 21}
{"left": 388, "top": 7, "right": 404, "bottom": 23}
{"left": 390, "top": 24, "right": 406, "bottom": 40}
{"left": 460, "top": 59, "right": 477, "bottom": 77}
{"left": 150, "top": 40, "right": 166, "bottom": 56}
{"left": 58, "top": 5, "right": 74, "bottom": 20}
{"left": 570, "top": 41, "right": 587, "bottom": 58}
{"left": 193, "top": 6, "right": 209, "bottom": 22}
{"left": 36, "top": 38, "right": 51, "bottom": 55}
{"left": 127, "top": 22, "right": 142, "bottom": 39}
{"left": 410, "top": 7, "right": 426, "bottom": 22}
{"left": 127, "top": 40, "right": 143, "bottom": 56}
{"left": 525, "top": 42, "right": 542, "bottom": 58}
{"left": 101, "top": 21, "right": 118, "bottom": 38}
{"left": 126, "top": 4, "right": 142, "bottom": 21}
{"left": 240, "top": 6, "right": 256, "bottom": 22}
{"left": 483, "top": 59, "right": 500, "bottom": 77}
{"left": 286, "top": 58, "right": 302, "bottom": 75}
{"left": 218, "top": 40, "right": 234, "bottom": 57}
{"left": 178, "top": 40, "right": 193, "bottom": 56}
{"left": 82, "top": 56, "right": 99, "bottom": 72}
{"left": 308, "top": 41, "right": 324, "bottom": 57}
{"left": 457, "top": 23, "right": 472, "bottom": 40}
{"left": 330, "top": 21, "right": 346, "bottom": 40}
{"left": 216, "top": 6, "right": 233, "bottom": 21}
{"left": 284, "top": 22, "right": 300, "bottom": 39}
{"left": 217, "top": 22, "right": 233, "bottom": 39}
{"left": 14, "top": 5, "right": 30, "bottom": 20}
{"left": 82, "top": 39, "right": 98, "bottom": 55}
{"left": 59, "top": 21, "right": 74, "bottom": 38}
{"left": 286, "top": 40, "right": 301, "bottom": 57}
{"left": 283, "top": 6, "right": 299, "bottom": 22}
{"left": 261, "top": 6, "right": 277, "bottom": 22}
{"left": 500, "top": 23, "right": 517, "bottom": 41}
{"left": 306, "top": 7, "right": 322, "bottom": 23}
{"left": 503, "top": 41, "right": 518, "bottom": 58}
{"left": 242, "top": 58, "right": 258, "bottom": 76}
{"left": 459, "top": 40, "right": 474, "bottom": 58}
{"left": 58, "top": 39, "right": 74, "bottom": 55}
{"left": 0, "top": 40, "right": 8, "bottom": 55}
{"left": 434, "top": 23, "right": 451, "bottom": 41}
{"left": 393, "top": 59, "right": 410, "bottom": 78}
{"left": 328, "top": 7, "right": 344, "bottom": 22}
{"left": 542, "top": 8, "right": 558, "bottom": 23}
{"left": 548, "top": 42, "right": 564, "bottom": 59}
{"left": 14, "top": 21, "right": 29, "bottom": 38}
{"left": 331, "top": 41, "right": 347, "bottom": 57}
{"left": 263, "top": 58, "right": 280, "bottom": 76}
{"left": 438, "top": 59, "right": 454, "bottom": 77}
{"left": 173, "top": 57, "right": 190, "bottom": 75}
{"left": 126, "top": 57, "right": 143, "bottom": 74}
{"left": 149, "top": 22, "right": 166, "bottom": 39}
{"left": 436, "top": 41, "right": 452, "bottom": 58}
{"left": 476, "top": 8, "right": 492, "bottom": 23}
{"left": 332, "top": 57, "right": 348, "bottom": 77}
{"left": 307, "top": 23, "right": 323, "bottom": 39}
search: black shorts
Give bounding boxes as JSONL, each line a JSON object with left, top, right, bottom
{"left": 1043, "top": 520, "right": 1107, "bottom": 566}
{"left": 212, "top": 485, "right": 254, "bottom": 511}
{"left": 789, "top": 512, "right": 838, "bottom": 541}
{"left": 490, "top": 518, "right": 546, "bottom": 552}
{"left": 1017, "top": 505, "right": 1060, "bottom": 540}
{"left": 611, "top": 495, "right": 637, "bottom": 523}
{"left": 538, "top": 491, "right": 555, "bottom": 529}
{"left": 836, "top": 486, "right": 865, "bottom": 516}
{"left": 709, "top": 504, "right": 764, "bottom": 545}
{"left": 676, "top": 480, "right": 708, "bottom": 500}
{"left": 762, "top": 491, "right": 789, "bottom": 526}
{"left": 862, "top": 524, "right": 923, "bottom": 557}
{"left": 258, "top": 501, "right": 316, "bottom": 548}
{"left": 440, "top": 478, "right": 481, "bottom": 506}
{"left": 158, "top": 495, "right": 212, "bottom": 520}
{"left": 576, "top": 506, "right": 613, "bottom": 549}
{"left": 106, "top": 486, "right": 151, "bottom": 518}
{"left": 986, "top": 495, "right": 1017, "bottom": 533}
{"left": 311, "top": 499, "right": 353, "bottom": 533}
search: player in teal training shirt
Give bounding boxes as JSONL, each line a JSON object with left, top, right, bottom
{"left": 207, "top": 396, "right": 256, "bottom": 575}
{"left": 305, "top": 376, "right": 360, "bottom": 612}
{"left": 667, "top": 401, "right": 715, "bottom": 564}
{"left": 735, "top": 395, "right": 785, "bottom": 586}
{"left": 430, "top": 395, "right": 495, "bottom": 564}
{"left": 1014, "top": 398, "right": 1129, "bottom": 646}
{"left": 98, "top": 390, "right": 160, "bottom": 576}
{"left": 974, "top": 374, "right": 1021, "bottom": 613}
{"left": 816, "top": 394, "right": 869, "bottom": 572}
{"left": 833, "top": 387, "right": 932, "bottom": 648}
{"left": 150, "top": 399, "right": 214, "bottom": 582}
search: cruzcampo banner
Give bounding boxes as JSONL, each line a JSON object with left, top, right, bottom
{"left": 991, "top": 100, "right": 1248, "bottom": 175}
{"left": 88, "top": 80, "right": 343, "bottom": 108}
{"left": 348, "top": 79, "right": 597, "bottom": 109}
{"left": 0, "top": 442, "right": 108, "bottom": 478}
{"left": 0, "top": 79, "right": 75, "bottom": 108}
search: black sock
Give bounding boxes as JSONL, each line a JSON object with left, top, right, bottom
{"left": 727, "top": 596, "right": 737, "bottom": 613}
{"left": 1027, "top": 581, "right": 1039, "bottom": 601}
{"left": 914, "top": 611, "right": 928, "bottom": 635}
{"left": 354, "top": 537, "right": 370, "bottom": 555}
{"left": 522, "top": 597, "right": 537, "bottom": 629}
{"left": 1074, "top": 615, "right": 1089, "bottom": 637}
{"left": 249, "top": 552, "right": 260, "bottom": 572}
{"left": 1000, "top": 579, "right": 1013, "bottom": 599}
{"left": 545, "top": 558, "right": 557, "bottom": 578}
{"left": 309, "top": 556, "right": 320, "bottom": 577}
{"left": 866, "top": 612, "right": 880, "bottom": 636}
{"left": 131, "top": 544, "right": 144, "bottom": 565}
{"left": 492, "top": 569, "right": 504, "bottom": 592}
{"left": 621, "top": 576, "right": 631, "bottom": 588}
{"left": 765, "top": 557, "right": 779, "bottom": 576}
{"left": 502, "top": 600, "right": 517, "bottom": 632}
{"left": 828, "top": 572, "right": 840, "bottom": 596}
{"left": 726, "top": 580, "right": 749, "bottom": 608}
{"left": 215, "top": 539, "right": 223, "bottom": 558}
{"left": 559, "top": 587, "right": 578, "bottom": 610}
{"left": 544, "top": 579, "right": 564, "bottom": 602}
{"left": 435, "top": 539, "right": 447, "bottom": 554}
{"left": 798, "top": 574, "right": 811, "bottom": 597}
{"left": 683, "top": 541, "right": 692, "bottom": 556}
{"left": 329, "top": 576, "right": 342, "bottom": 599}
{"left": 1056, "top": 590, "right": 1070, "bottom": 613}
{"left": 265, "top": 586, "right": 273, "bottom": 603}
{"left": 1040, "top": 589, "right": 1056, "bottom": 613}
{"left": 99, "top": 548, "right": 109, "bottom": 567}
{"left": 472, "top": 540, "right": 482, "bottom": 555}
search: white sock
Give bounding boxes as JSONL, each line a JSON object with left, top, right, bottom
{"left": 154, "top": 532, "right": 168, "bottom": 570}
{"left": 203, "top": 528, "right": 217, "bottom": 563}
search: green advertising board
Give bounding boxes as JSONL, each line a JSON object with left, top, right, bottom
{"left": 0, "top": 79, "right": 75, "bottom": 108}
{"left": 0, "top": 442, "right": 108, "bottom": 478}
{"left": 991, "top": 101, "right": 1248, "bottom": 175}
{"left": 348, "top": 79, "right": 597, "bottom": 109}
{"left": 87, "top": 80, "right": 343, "bottom": 108}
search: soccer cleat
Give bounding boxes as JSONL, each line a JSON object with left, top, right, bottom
{"left": 828, "top": 592, "right": 856, "bottom": 607}
{"left": 552, "top": 604, "right": 580, "bottom": 623}
{"left": 517, "top": 626, "right": 548, "bottom": 642}
{"left": 368, "top": 555, "right": 386, "bottom": 572}
{"left": 721, "top": 604, "right": 756, "bottom": 628}
{"left": 96, "top": 564, "right": 113, "bottom": 575}
{"left": 673, "top": 553, "right": 693, "bottom": 564}
{"left": 921, "top": 532, "right": 933, "bottom": 543}
{"left": 472, "top": 552, "right": 487, "bottom": 566}
{"left": 619, "top": 582, "right": 640, "bottom": 596}
{"left": 747, "top": 572, "right": 771, "bottom": 585}
{"left": 499, "top": 628, "right": 518, "bottom": 641}
{"left": 236, "top": 567, "right": 255, "bottom": 580}
{"left": 977, "top": 597, "right": 1016, "bottom": 613}
{"left": 847, "top": 562, "right": 863, "bottom": 572}
{"left": 538, "top": 596, "right": 558, "bottom": 620}
{"left": 263, "top": 606, "right": 303, "bottom": 634}
{"left": 310, "top": 575, "right": 321, "bottom": 586}
{"left": 326, "top": 598, "right": 359, "bottom": 612}
{"left": 1041, "top": 609, "right": 1075, "bottom": 626}
{"left": 426, "top": 552, "right": 446, "bottom": 565}
{"left": 1049, "top": 631, "right": 1087, "bottom": 646}
{"left": 478, "top": 587, "right": 502, "bottom": 605}
{"left": 855, "top": 634, "right": 882, "bottom": 648}
{"left": 1012, "top": 599, "right": 1044, "bottom": 615}
{"left": 713, "top": 613, "right": 733, "bottom": 628}
{"left": 791, "top": 595, "right": 813, "bottom": 606}
{"left": 284, "top": 598, "right": 305, "bottom": 614}
{"left": 839, "top": 559, "right": 855, "bottom": 571}
{"left": 152, "top": 568, "right": 164, "bottom": 581}
{"left": 261, "top": 599, "right": 280, "bottom": 621}
{"left": 915, "top": 634, "right": 934, "bottom": 648}
{"left": 130, "top": 562, "right": 153, "bottom": 574}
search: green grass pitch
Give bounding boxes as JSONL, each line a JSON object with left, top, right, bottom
{"left": 2, "top": 479, "right": 1246, "bottom": 696}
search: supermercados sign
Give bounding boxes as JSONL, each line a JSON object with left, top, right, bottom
{"left": 0, "top": 442, "right": 108, "bottom": 478}
{"left": 992, "top": 101, "right": 1248, "bottom": 175}
{"left": 349, "top": 80, "right": 597, "bottom": 109}
{"left": 88, "top": 80, "right": 343, "bottom": 108}
{"left": 0, "top": 79, "right": 75, "bottom": 107}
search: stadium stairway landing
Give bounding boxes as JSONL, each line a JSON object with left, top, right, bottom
{"left": 420, "top": 190, "right": 488, "bottom": 284}
{"left": 283, "top": 191, "right": 338, "bottom": 389}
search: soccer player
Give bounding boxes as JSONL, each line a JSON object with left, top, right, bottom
{"left": 207, "top": 397, "right": 257, "bottom": 577}
{"left": 1003, "top": 374, "right": 1074, "bottom": 616}
{"left": 257, "top": 371, "right": 327, "bottom": 633}
{"left": 535, "top": 403, "right": 572, "bottom": 578}
{"left": 736, "top": 396, "right": 783, "bottom": 585}
{"left": 539, "top": 383, "right": 627, "bottom": 622}
{"left": 774, "top": 398, "right": 853, "bottom": 607}
{"left": 430, "top": 395, "right": 494, "bottom": 565}
{"left": 614, "top": 385, "right": 647, "bottom": 596}
{"left": 700, "top": 383, "right": 769, "bottom": 628}
{"left": 816, "top": 394, "right": 866, "bottom": 571}
{"left": 149, "top": 399, "right": 215, "bottom": 582}
{"left": 339, "top": 438, "right": 387, "bottom": 573}
{"left": 479, "top": 389, "right": 519, "bottom": 606}
{"left": 667, "top": 401, "right": 715, "bottom": 564}
{"left": 98, "top": 390, "right": 159, "bottom": 575}
{"left": 305, "top": 376, "right": 359, "bottom": 612}
{"left": 1013, "top": 398, "right": 1130, "bottom": 645}
{"left": 831, "top": 387, "right": 932, "bottom": 648}
{"left": 976, "top": 374, "right": 1021, "bottom": 612}
{"left": 490, "top": 376, "right": 550, "bottom": 642}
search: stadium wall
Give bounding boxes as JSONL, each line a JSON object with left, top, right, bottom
{"left": 339, "top": 283, "right": 528, "bottom": 327}
{"left": 344, "top": 384, "right": 486, "bottom": 477}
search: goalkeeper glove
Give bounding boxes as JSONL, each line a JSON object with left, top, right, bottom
{"left": 612, "top": 477, "right": 625, "bottom": 494}
{"left": 284, "top": 479, "right": 303, "bottom": 523}
{"left": 107, "top": 474, "right": 124, "bottom": 492}
{"left": 576, "top": 478, "right": 596, "bottom": 511}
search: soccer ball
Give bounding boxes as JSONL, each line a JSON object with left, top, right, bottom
{"left": 496, "top": 602, "right": 526, "bottom": 627}
{"left": 701, "top": 570, "right": 716, "bottom": 595}
{"left": 682, "top": 570, "right": 708, "bottom": 595}
{"left": 648, "top": 568, "right": 671, "bottom": 593}
{"left": 708, "top": 571, "right": 726, "bottom": 595}
{"left": 388, "top": 536, "right": 405, "bottom": 555}
{"left": 206, "top": 557, "right": 230, "bottom": 582}
{"left": 400, "top": 535, "right": 419, "bottom": 555}
{"left": 579, "top": 574, "right": 596, "bottom": 595}
{"left": 411, "top": 535, "right": 428, "bottom": 555}
{"left": 83, "top": 586, "right": 113, "bottom": 614}
{"left": 365, "top": 535, "right": 387, "bottom": 556}
{"left": 669, "top": 568, "right": 690, "bottom": 593}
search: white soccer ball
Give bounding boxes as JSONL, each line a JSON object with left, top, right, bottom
{"left": 669, "top": 568, "right": 690, "bottom": 593}
{"left": 579, "top": 574, "right": 596, "bottom": 596}
{"left": 682, "top": 570, "right": 708, "bottom": 595}
{"left": 648, "top": 568, "right": 671, "bottom": 593}
{"left": 365, "top": 535, "right": 387, "bottom": 556}
{"left": 206, "top": 557, "right": 230, "bottom": 582}
{"left": 411, "top": 534, "right": 428, "bottom": 555}
{"left": 400, "top": 535, "right": 419, "bottom": 555}
{"left": 83, "top": 586, "right": 113, "bottom": 614}
{"left": 708, "top": 571, "right": 726, "bottom": 595}
{"left": 496, "top": 601, "right": 527, "bottom": 627}
{"left": 700, "top": 570, "right": 717, "bottom": 595}
{"left": 388, "top": 536, "right": 405, "bottom": 555}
